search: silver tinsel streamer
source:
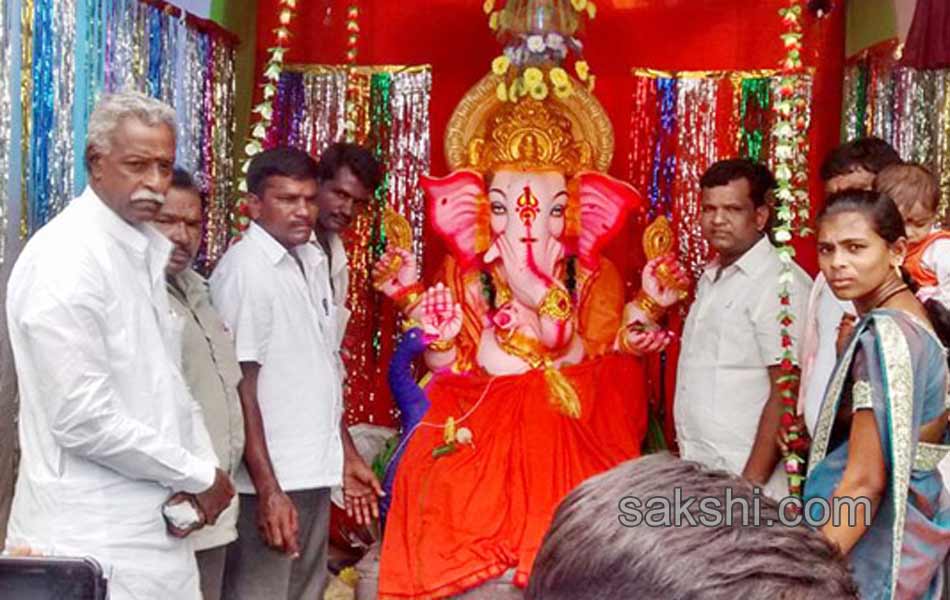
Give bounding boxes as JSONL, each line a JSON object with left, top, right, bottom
{"left": 0, "top": 0, "right": 10, "bottom": 264}
{"left": 672, "top": 77, "right": 717, "bottom": 282}
{"left": 158, "top": 11, "right": 179, "bottom": 106}
{"left": 388, "top": 67, "right": 431, "bottom": 267}
{"left": 106, "top": 0, "right": 134, "bottom": 91}
{"left": 177, "top": 26, "right": 203, "bottom": 175}
{"left": 50, "top": 0, "right": 76, "bottom": 220}
{"left": 205, "top": 40, "right": 235, "bottom": 268}
{"left": 843, "top": 59, "right": 950, "bottom": 220}
{"left": 871, "top": 63, "right": 897, "bottom": 144}
{"left": 300, "top": 68, "right": 347, "bottom": 156}
{"left": 938, "top": 71, "right": 950, "bottom": 220}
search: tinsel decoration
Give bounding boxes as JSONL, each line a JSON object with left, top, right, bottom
{"left": 650, "top": 77, "right": 677, "bottom": 221}
{"left": 0, "top": 0, "right": 11, "bottom": 265}
{"left": 268, "top": 64, "right": 432, "bottom": 427}
{"left": 772, "top": 0, "right": 808, "bottom": 501}
{"left": 628, "top": 67, "right": 814, "bottom": 281}
{"left": 9, "top": 0, "right": 237, "bottom": 273}
{"left": 232, "top": 0, "right": 299, "bottom": 234}
{"left": 19, "top": 0, "right": 35, "bottom": 239}
{"left": 672, "top": 78, "right": 716, "bottom": 283}
{"left": 29, "top": 0, "right": 56, "bottom": 232}
{"left": 627, "top": 75, "right": 658, "bottom": 213}
{"left": 738, "top": 78, "right": 771, "bottom": 163}
{"left": 843, "top": 40, "right": 950, "bottom": 223}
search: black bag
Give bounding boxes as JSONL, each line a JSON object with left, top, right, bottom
{"left": 0, "top": 556, "right": 107, "bottom": 600}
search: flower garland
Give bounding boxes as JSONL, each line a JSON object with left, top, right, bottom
{"left": 345, "top": 3, "right": 360, "bottom": 64}
{"left": 231, "top": 0, "right": 298, "bottom": 235}
{"left": 772, "top": 0, "right": 809, "bottom": 500}
{"left": 484, "top": 0, "right": 595, "bottom": 102}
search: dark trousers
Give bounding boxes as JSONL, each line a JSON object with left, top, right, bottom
{"left": 222, "top": 489, "right": 331, "bottom": 600}
{"left": 196, "top": 545, "right": 227, "bottom": 600}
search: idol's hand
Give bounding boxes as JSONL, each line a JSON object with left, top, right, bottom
{"left": 641, "top": 254, "right": 690, "bottom": 308}
{"left": 617, "top": 302, "right": 673, "bottom": 355}
{"left": 419, "top": 283, "right": 463, "bottom": 345}
{"left": 372, "top": 246, "right": 419, "bottom": 299}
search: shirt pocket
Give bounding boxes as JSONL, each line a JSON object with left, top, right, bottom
{"left": 716, "top": 300, "right": 760, "bottom": 368}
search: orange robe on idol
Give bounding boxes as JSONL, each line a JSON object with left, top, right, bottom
{"left": 378, "top": 256, "right": 648, "bottom": 599}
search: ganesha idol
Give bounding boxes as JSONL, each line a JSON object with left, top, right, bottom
{"left": 361, "top": 74, "right": 689, "bottom": 599}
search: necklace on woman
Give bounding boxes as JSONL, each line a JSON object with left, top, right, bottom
{"left": 874, "top": 284, "right": 910, "bottom": 309}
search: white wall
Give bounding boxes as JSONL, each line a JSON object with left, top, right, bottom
{"left": 167, "top": 0, "right": 211, "bottom": 18}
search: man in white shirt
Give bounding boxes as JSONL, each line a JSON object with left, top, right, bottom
{"left": 4, "top": 92, "right": 234, "bottom": 599}
{"left": 675, "top": 159, "right": 811, "bottom": 499}
{"left": 212, "top": 147, "right": 381, "bottom": 600}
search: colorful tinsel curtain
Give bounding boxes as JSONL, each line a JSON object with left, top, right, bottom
{"left": 267, "top": 64, "right": 432, "bottom": 427}
{"left": 628, "top": 68, "right": 814, "bottom": 281}
{"left": 2, "top": 0, "right": 237, "bottom": 272}
{"left": 843, "top": 40, "right": 950, "bottom": 223}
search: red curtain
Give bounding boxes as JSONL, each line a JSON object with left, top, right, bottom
{"left": 902, "top": 0, "right": 950, "bottom": 69}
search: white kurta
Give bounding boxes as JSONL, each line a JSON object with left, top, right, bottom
{"left": 798, "top": 273, "right": 856, "bottom": 434}
{"left": 5, "top": 188, "right": 218, "bottom": 600}
{"left": 675, "top": 236, "right": 812, "bottom": 500}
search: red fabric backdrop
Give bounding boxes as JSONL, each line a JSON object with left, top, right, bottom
{"left": 252, "top": 0, "right": 846, "bottom": 431}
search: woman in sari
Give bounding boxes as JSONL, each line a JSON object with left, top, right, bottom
{"left": 804, "top": 189, "right": 950, "bottom": 599}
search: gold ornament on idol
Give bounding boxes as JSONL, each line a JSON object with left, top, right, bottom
{"left": 372, "top": 209, "right": 416, "bottom": 292}
{"left": 538, "top": 286, "right": 573, "bottom": 322}
{"left": 633, "top": 289, "right": 665, "bottom": 324}
{"left": 465, "top": 98, "right": 593, "bottom": 175}
{"left": 444, "top": 73, "right": 614, "bottom": 174}
{"left": 643, "top": 215, "right": 689, "bottom": 301}
{"left": 495, "top": 328, "right": 580, "bottom": 419}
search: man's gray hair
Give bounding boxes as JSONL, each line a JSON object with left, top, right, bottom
{"left": 85, "top": 91, "right": 177, "bottom": 172}
{"left": 526, "top": 453, "right": 859, "bottom": 600}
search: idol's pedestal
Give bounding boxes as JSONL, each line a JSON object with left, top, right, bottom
{"left": 355, "top": 544, "right": 524, "bottom": 600}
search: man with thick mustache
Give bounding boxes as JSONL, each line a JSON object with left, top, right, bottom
{"left": 153, "top": 168, "right": 245, "bottom": 600}
{"left": 4, "top": 92, "right": 234, "bottom": 599}
{"left": 210, "top": 147, "right": 382, "bottom": 600}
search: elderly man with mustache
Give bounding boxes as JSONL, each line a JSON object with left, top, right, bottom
{"left": 4, "top": 91, "right": 234, "bottom": 599}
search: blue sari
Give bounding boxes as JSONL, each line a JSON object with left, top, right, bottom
{"left": 804, "top": 310, "right": 950, "bottom": 599}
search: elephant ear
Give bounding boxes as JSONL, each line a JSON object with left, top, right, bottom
{"left": 423, "top": 170, "right": 487, "bottom": 269}
{"left": 573, "top": 171, "right": 645, "bottom": 269}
